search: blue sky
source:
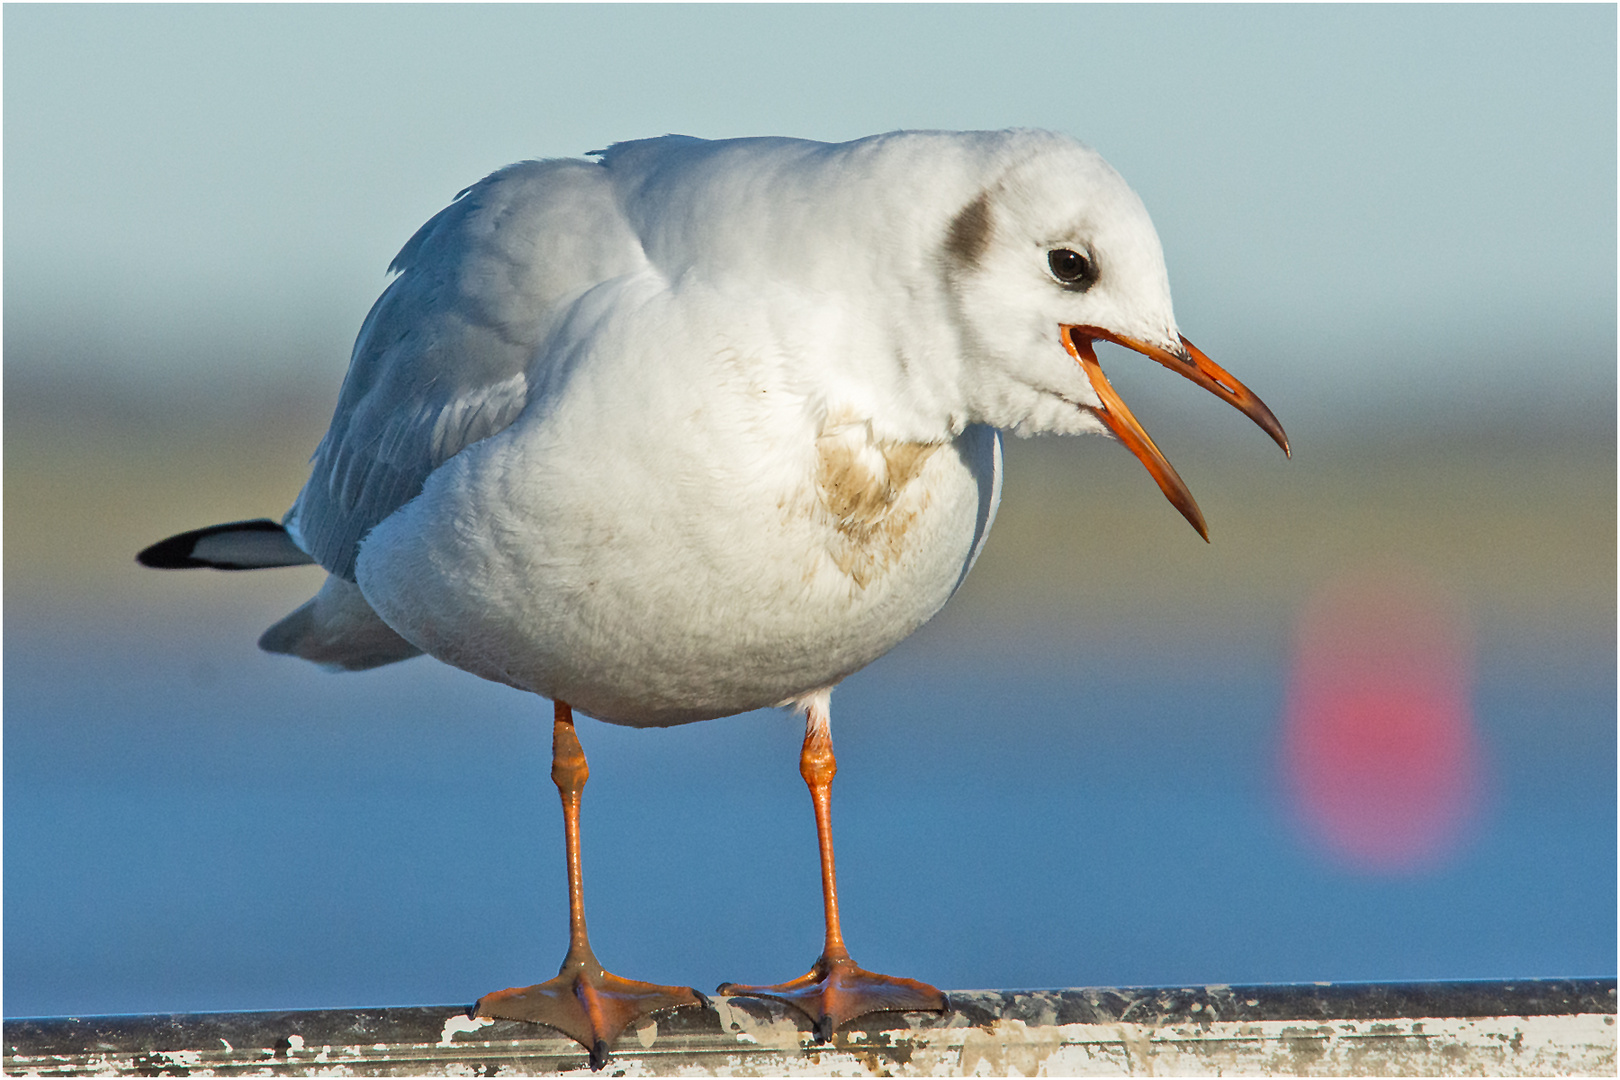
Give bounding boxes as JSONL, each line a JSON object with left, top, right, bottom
{"left": 6, "top": 4, "right": 1615, "bottom": 428}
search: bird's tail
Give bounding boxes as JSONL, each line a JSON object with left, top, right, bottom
{"left": 136, "top": 519, "right": 316, "bottom": 571}
{"left": 138, "top": 519, "right": 423, "bottom": 670}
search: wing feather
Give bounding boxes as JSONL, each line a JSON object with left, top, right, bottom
{"left": 288, "top": 157, "right": 641, "bottom": 579}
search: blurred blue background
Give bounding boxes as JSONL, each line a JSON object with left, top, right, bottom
{"left": 5, "top": 5, "right": 1614, "bottom": 1017}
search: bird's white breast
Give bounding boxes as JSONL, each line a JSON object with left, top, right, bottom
{"left": 355, "top": 286, "right": 1001, "bottom": 727}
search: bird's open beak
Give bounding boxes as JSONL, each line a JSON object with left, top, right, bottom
{"left": 1061, "top": 324, "right": 1290, "bottom": 541}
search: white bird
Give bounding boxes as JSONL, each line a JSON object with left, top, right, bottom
{"left": 139, "top": 129, "right": 1288, "bottom": 1069}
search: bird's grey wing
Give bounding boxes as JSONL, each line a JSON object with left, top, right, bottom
{"left": 288, "top": 157, "right": 640, "bottom": 580}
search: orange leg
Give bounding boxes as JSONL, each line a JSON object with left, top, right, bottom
{"left": 475, "top": 701, "right": 701, "bottom": 1070}
{"left": 718, "top": 693, "right": 946, "bottom": 1040}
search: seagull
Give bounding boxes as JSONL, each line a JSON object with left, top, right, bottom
{"left": 138, "top": 129, "right": 1288, "bottom": 1069}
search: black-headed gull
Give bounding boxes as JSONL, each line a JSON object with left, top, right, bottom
{"left": 140, "top": 129, "right": 1287, "bottom": 1068}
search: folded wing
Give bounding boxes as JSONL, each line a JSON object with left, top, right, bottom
{"left": 288, "top": 157, "right": 645, "bottom": 580}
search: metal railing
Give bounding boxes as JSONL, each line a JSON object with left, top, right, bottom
{"left": 6, "top": 979, "right": 1614, "bottom": 1076}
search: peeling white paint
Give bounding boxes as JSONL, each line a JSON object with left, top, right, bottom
{"left": 707, "top": 995, "right": 809, "bottom": 1052}
{"left": 4, "top": 1000, "right": 1611, "bottom": 1077}
{"left": 438, "top": 1012, "right": 495, "bottom": 1047}
{"left": 616, "top": 1012, "right": 1611, "bottom": 1077}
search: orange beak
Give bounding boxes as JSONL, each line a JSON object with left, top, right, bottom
{"left": 1061, "top": 324, "right": 1290, "bottom": 541}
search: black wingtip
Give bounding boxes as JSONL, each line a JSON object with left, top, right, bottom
{"left": 136, "top": 518, "right": 302, "bottom": 570}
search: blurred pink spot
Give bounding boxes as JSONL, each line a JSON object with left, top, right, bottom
{"left": 1282, "top": 568, "right": 1483, "bottom": 872}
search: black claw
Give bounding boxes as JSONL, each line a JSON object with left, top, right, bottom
{"left": 815, "top": 1015, "right": 834, "bottom": 1044}
{"left": 589, "top": 1038, "right": 609, "bottom": 1071}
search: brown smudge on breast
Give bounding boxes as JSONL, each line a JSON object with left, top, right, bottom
{"left": 814, "top": 423, "right": 941, "bottom": 588}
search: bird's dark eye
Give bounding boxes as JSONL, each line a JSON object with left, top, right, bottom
{"left": 1047, "top": 247, "right": 1096, "bottom": 290}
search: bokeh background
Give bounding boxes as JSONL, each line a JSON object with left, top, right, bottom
{"left": 6, "top": 5, "right": 1614, "bottom": 1018}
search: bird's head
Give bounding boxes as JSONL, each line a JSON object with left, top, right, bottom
{"left": 941, "top": 134, "right": 1289, "bottom": 539}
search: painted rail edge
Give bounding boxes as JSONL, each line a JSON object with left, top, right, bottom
{"left": 5, "top": 979, "right": 1615, "bottom": 1077}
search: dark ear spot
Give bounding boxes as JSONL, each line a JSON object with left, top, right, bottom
{"left": 944, "top": 192, "right": 993, "bottom": 268}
